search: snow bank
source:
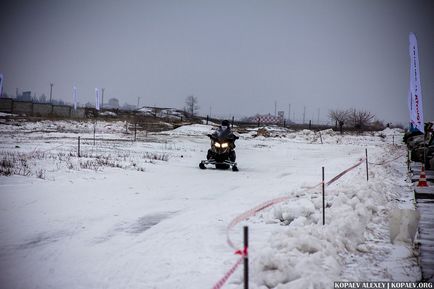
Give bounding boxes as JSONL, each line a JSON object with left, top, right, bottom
{"left": 0, "top": 112, "right": 16, "bottom": 117}
{"left": 254, "top": 227, "right": 341, "bottom": 289}
{"left": 378, "top": 127, "right": 404, "bottom": 136}
{"left": 248, "top": 144, "right": 418, "bottom": 288}
{"left": 0, "top": 119, "right": 130, "bottom": 135}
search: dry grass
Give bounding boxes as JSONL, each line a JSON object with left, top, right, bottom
{"left": 0, "top": 147, "right": 167, "bottom": 178}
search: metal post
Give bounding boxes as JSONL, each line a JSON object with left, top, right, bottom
{"left": 243, "top": 226, "right": 249, "bottom": 289}
{"left": 288, "top": 104, "right": 291, "bottom": 122}
{"left": 206, "top": 115, "right": 209, "bottom": 125}
{"left": 134, "top": 122, "right": 137, "bottom": 142}
{"left": 365, "top": 148, "right": 369, "bottom": 181}
{"left": 78, "top": 136, "right": 81, "bottom": 157}
{"left": 49, "top": 83, "right": 53, "bottom": 103}
{"left": 407, "top": 149, "right": 410, "bottom": 171}
{"left": 101, "top": 88, "right": 104, "bottom": 109}
{"left": 309, "top": 120, "right": 312, "bottom": 130}
{"left": 322, "top": 166, "right": 325, "bottom": 225}
{"left": 231, "top": 116, "right": 234, "bottom": 128}
{"left": 423, "top": 131, "right": 427, "bottom": 167}
{"left": 93, "top": 121, "right": 96, "bottom": 146}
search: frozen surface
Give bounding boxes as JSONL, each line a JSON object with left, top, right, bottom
{"left": 0, "top": 121, "right": 420, "bottom": 289}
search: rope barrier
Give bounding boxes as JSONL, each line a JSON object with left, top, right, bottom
{"left": 225, "top": 157, "right": 367, "bottom": 252}
{"left": 212, "top": 150, "right": 406, "bottom": 289}
{"left": 325, "top": 158, "right": 365, "bottom": 186}
{"left": 368, "top": 153, "right": 406, "bottom": 166}
{"left": 211, "top": 257, "right": 244, "bottom": 289}
{"left": 212, "top": 157, "right": 365, "bottom": 289}
{"left": 226, "top": 195, "right": 291, "bottom": 250}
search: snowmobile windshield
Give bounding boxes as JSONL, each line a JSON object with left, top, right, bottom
{"left": 210, "top": 127, "right": 236, "bottom": 141}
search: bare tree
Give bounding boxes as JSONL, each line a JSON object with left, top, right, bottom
{"left": 371, "top": 119, "right": 386, "bottom": 130}
{"left": 329, "top": 109, "right": 349, "bottom": 134}
{"left": 185, "top": 95, "right": 199, "bottom": 117}
{"left": 348, "top": 108, "right": 375, "bottom": 129}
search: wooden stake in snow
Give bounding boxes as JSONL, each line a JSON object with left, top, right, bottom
{"left": 365, "top": 148, "right": 369, "bottom": 181}
{"left": 243, "top": 226, "right": 249, "bottom": 289}
{"left": 78, "top": 136, "right": 81, "bottom": 157}
{"left": 322, "top": 166, "right": 325, "bottom": 225}
{"left": 407, "top": 150, "right": 411, "bottom": 171}
{"left": 93, "top": 121, "right": 96, "bottom": 146}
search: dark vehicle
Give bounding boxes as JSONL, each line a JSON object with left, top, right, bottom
{"left": 199, "top": 121, "right": 239, "bottom": 171}
{"left": 404, "top": 122, "right": 434, "bottom": 169}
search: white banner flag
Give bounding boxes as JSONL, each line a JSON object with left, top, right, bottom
{"left": 95, "top": 88, "right": 100, "bottom": 111}
{"left": 0, "top": 74, "right": 3, "bottom": 96}
{"left": 73, "top": 86, "right": 78, "bottom": 110}
{"left": 408, "top": 33, "right": 424, "bottom": 133}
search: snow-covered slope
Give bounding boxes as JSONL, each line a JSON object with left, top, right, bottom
{"left": 0, "top": 121, "right": 419, "bottom": 289}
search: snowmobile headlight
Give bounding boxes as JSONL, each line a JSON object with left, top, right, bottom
{"left": 214, "top": 142, "right": 221, "bottom": 148}
{"left": 221, "top": 142, "right": 229, "bottom": 148}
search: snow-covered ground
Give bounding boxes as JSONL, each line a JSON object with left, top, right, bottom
{"left": 0, "top": 120, "right": 420, "bottom": 289}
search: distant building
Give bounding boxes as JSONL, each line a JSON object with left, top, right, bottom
{"left": 17, "top": 91, "right": 32, "bottom": 101}
{"left": 107, "top": 98, "right": 120, "bottom": 109}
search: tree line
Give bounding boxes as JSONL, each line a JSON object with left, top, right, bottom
{"left": 329, "top": 108, "right": 383, "bottom": 132}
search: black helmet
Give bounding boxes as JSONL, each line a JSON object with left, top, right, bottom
{"left": 222, "top": 120, "right": 230, "bottom": 127}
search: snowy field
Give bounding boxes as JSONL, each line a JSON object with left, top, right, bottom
{"left": 0, "top": 120, "right": 421, "bottom": 289}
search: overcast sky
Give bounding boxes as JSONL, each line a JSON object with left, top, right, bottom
{"left": 1, "top": 0, "right": 433, "bottom": 124}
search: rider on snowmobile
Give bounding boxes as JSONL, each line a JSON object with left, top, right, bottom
{"left": 211, "top": 120, "right": 238, "bottom": 162}
{"left": 199, "top": 119, "right": 239, "bottom": 170}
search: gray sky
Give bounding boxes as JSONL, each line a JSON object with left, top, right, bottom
{"left": 1, "top": 0, "right": 433, "bottom": 124}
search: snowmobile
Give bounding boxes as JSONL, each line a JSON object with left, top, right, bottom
{"left": 199, "top": 124, "right": 239, "bottom": 171}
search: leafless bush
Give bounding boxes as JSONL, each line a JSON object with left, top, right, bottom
{"left": 329, "top": 109, "right": 349, "bottom": 125}
{"left": 0, "top": 153, "right": 31, "bottom": 176}
{"left": 329, "top": 109, "right": 349, "bottom": 133}
{"left": 370, "top": 120, "right": 386, "bottom": 130}
{"left": 67, "top": 161, "right": 75, "bottom": 170}
{"left": 0, "top": 157, "right": 14, "bottom": 176}
{"left": 184, "top": 95, "right": 199, "bottom": 117}
{"left": 80, "top": 155, "right": 125, "bottom": 171}
{"left": 36, "top": 169, "right": 46, "bottom": 179}
{"left": 347, "top": 108, "right": 375, "bottom": 129}
{"left": 80, "top": 160, "right": 102, "bottom": 171}
{"left": 329, "top": 108, "right": 377, "bottom": 131}
{"left": 143, "top": 152, "right": 169, "bottom": 161}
